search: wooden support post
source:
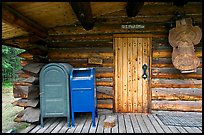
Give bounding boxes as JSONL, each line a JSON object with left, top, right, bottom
{"left": 69, "top": 2, "right": 94, "bottom": 30}
{"left": 126, "top": 2, "right": 144, "bottom": 17}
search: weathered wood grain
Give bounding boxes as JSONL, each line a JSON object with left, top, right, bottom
{"left": 152, "top": 100, "right": 202, "bottom": 112}
{"left": 152, "top": 88, "right": 202, "bottom": 101}
{"left": 13, "top": 85, "right": 39, "bottom": 99}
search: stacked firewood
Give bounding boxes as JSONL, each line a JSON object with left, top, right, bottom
{"left": 12, "top": 50, "right": 47, "bottom": 123}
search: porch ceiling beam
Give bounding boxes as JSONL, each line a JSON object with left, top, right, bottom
{"left": 2, "top": 4, "right": 47, "bottom": 38}
{"left": 69, "top": 2, "right": 94, "bottom": 31}
{"left": 126, "top": 2, "right": 144, "bottom": 17}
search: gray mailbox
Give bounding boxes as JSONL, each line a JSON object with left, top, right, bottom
{"left": 39, "top": 63, "right": 73, "bottom": 127}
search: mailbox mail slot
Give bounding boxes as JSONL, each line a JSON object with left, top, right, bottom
{"left": 70, "top": 68, "right": 98, "bottom": 127}
{"left": 39, "top": 63, "right": 73, "bottom": 127}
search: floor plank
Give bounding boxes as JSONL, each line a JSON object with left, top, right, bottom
{"left": 111, "top": 114, "right": 119, "bottom": 133}
{"left": 51, "top": 119, "right": 66, "bottom": 133}
{"left": 124, "top": 113, "right": 134, "bottom": 133}
{"left": 135, "top": 114, "right": 149, "bottom": 133}
{"left": 175, "top": 126, "right": 188, "bottom": 133}
{"left": 152, "top": 114, "right": 172, "bottom": 133}
{"left": 118, "top": 113, "right": 126, "bottom": 133}
{"left": 96, "top": 115, "right": 105, "bottom": 133}
{"left": 66, "top": 114, "right": 82, "bottom": 133}
{"left": 74, "top": 113, "right": 87, "bottom": 133}
{"left": 198, "top": 127, "right": 202, "bottom": 131}
{"left": 44, "top": 118, "right": 62, "bottom": 133}
{"left": 168, "top": 126, "right": 180, "bottom": 133}
{"left": 18, "top": 113, "right": 202, "bottom": 133}
{"left": 104, "top": 127, "right": 111, "bottom": 133}
{"left": 191, "top": 127, "right": 202, "bottom": 133}
{"left": 129, "top": 114, "right": 141, "bottom": 133}
{"left": 142, "top": 114, "right": 157, "bottom": 133}
{"left": 58, "top": 120, "right": 69, "bottom": 133}
{"left": 89, "top": 115, "right": 99, "bottom": 133}
{"left": 147, "top": 114, "right": 164, "bottom": 133}
{"left": 81, "top": 114, "right": 92, "bottom": 133}
{"left": 183, "top": 127, "right": 196, "bottom": 133}
{"left": 30, "top": 118, "right": 54, "bottom": 133}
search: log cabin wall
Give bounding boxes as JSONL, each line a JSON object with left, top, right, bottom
{"left": 47, "top": 35, "right": 114, "bottom": 114}
{"left": 151, "top": 36, "right": 202, "bottom": 112}
{"left": 2, "top": 2, "right": 202, "bottom": 122}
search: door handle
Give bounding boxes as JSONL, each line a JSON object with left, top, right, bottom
{"left": 142, "top": 64, "right": 148, "bottom": 80}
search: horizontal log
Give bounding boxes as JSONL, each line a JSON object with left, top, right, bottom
{"left": 14, "top": 107, "right": 40, "bottom": 123}
{"left": 16, "top": 70, "right": 31, "bottom": 78}
{"left": 49, "top": 23, "right": 169, "bottom": 36}
{"left": 152, "top": 100, "right": 202, "bottom": 112}
{"left": 96, "top": 78, "right": 113, "bottom": 82}
{"left": 48, "top": 34, "right": 113, "bottom": 42}
{"left": 2, "top": 35, "right": 41, "bottom": 43}
{"left": 152, "top": 57, "right": 202, "bottom": 64}
{"left": 14, "top": 77, "right": 39, "bottom": 86}
{"left": 152, "top": 88, "right": 202, "bottom": 101}
{"left": 153, "top": 50, "right": 202, "bottom": 58}
{"left": 18, "top": 51, "right": 48, "bottom": 62}
{"left": 96, "top": 72, "right": 114, "bottom": 78}
{"left": 152, "top": 63, "right": 202, "bottom": 68}
{"left": 48, "top": 58, "right": 113, "bottom": 64}
{"left": 96, "top": 86, "right": 113, "bottom": 96}
{"left": 95, "top": 67, "right": 113, "bottom": 73}
{"left": 152, "top": 78, "right": 202, "bottom": 84}
{"left": 152, "top": 73, "right": 202, "bottom": 79}
{"left": 65, "top": 62, "right": 113, "bottom": 68}
{"left": 49, "top": 47, "right": 113, "bottom": 53}
{"left": 98, "top": 109, "right": 113, "bottom": 114}
{"left": 48, "top": 51, "right": 113, "bottom": 59}
{"left": 152, "top": 68, "right": 202, "bottom": 75}
{"left": 48, "top": 42, "right": 113, "bottom": 48}
{"left": 152, "top": 38, "right": 202, "bottom": 50}
{"left": 96, "top": 14, "right": 202, "bottom": 24}
{"left": 26, "top": 47, "right": 48, "bottom": 56}
{"left": 96, "top": 81, "right": 113, "bottom": 87}
{"left": 13, "top": 85, "right": 39, "bottom": 99}
{"left": 97, "top": 99, "right": 113, "bottom": 109}
{"left": 97, "top": 92, "right": 113, "bottom": 99}
{"left": 12, "top": 99, "right": 39, "bottom": 107}
{"left": 151, "top": 84, "right": 202, "bottom": 88}
{"left": 22, "top": 63, "right": 46, "bottom": 77}
{"left": 18, "top": 51, "right": 33, "bottom": 60}
{"left": 151, "top": 79, "right": 202, "bottom": 88}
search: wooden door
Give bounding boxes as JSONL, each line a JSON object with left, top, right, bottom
{"left": 114, "top": 34, "right": 152, "bottom": 113}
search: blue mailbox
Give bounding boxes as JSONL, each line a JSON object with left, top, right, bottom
{"left": 70, "top": 68, "right": 98, "bottom": 127}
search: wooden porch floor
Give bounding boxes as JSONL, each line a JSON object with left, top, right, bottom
{"left": 19, "top": 112, "right": 202, "bottom": 133}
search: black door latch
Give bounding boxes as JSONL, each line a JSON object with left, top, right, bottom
{"left": 142, "top": 64, "right": 148, "bottom": 79}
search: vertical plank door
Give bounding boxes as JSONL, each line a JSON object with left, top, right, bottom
{"left": 114, "top": 34, "right": 152, "bottom": 113}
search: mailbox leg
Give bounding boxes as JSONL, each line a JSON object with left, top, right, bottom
{"left": 40, "top": 116, "right": 44, "bottom": 128}
{"left": 95, "top": 107, "right": 98, "bottom": 118}
{"left": 72, "top": 112, "right": 75, "bottom": 127}
{"left": 67, "top": 116, "right": 70, "bottom": 128}
{"left": 92, "top": 111, "right": 96, "bottom": 127}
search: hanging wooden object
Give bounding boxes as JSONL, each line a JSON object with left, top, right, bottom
{"left": 168, "top": 18, "right": 202, "bottom": 73}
